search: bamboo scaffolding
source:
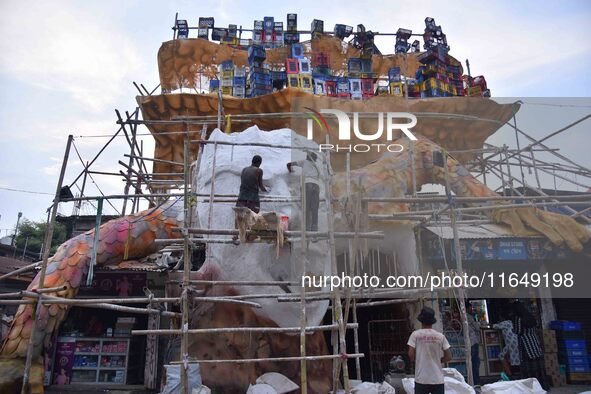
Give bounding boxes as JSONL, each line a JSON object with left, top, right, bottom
{"left": 9, "top": 96, "right": 589, "bottom": 393}
{"left": 483, "top": 157, "right": 591, "bottom": 224}
{"left": 368, "top": 200, "right": 591, "bottom": 221}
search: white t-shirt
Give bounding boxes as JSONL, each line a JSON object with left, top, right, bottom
{"left": 407, "top": 328, "right": 450, "bottom": 385}
{"left": 293, "top": 158, "right": 321, "bottom": 186}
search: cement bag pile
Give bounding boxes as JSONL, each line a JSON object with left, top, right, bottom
{"left": 481, "top": 378, "right": 546, "bottom": 394}
{"left": 350, "top": 381, "right": 396, "bottom": 393}
{"left": 194, "top": 126, "right": 330, "bottom": 328}
{"left": 402, "top": 367, "right": 475, "bottom": 394}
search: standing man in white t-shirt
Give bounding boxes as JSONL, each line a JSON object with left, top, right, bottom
{"left": 287, "top": 152, "right": 322, "bottom": 231}
{"left": 407, "top": 306, "right": 452, "bottom": 394}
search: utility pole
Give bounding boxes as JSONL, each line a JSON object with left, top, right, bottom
{"left": 11, "top": 211, "right": 22, "bottom": 247}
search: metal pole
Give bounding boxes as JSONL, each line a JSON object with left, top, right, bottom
{"left": 21, "top": 134, "right": 73, "bottom": 394}
{"left": 21, "top": 236, "right": 29, "bottom": 260}
{"left": 11, "top": 211, "right": 22, "bottom": 248}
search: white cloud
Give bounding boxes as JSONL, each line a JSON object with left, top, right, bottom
{"left": 0, "top": 0, "right": 146, "bottom": 112}
{"left": 41, "top": 157, "right": 63, "bottom": 176}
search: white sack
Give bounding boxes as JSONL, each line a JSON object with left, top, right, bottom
{"left": 401, "top": 376, "right": 475, "bottom": 394}
{"left": 255, "top": 372, "right": 299, "bottom": 393}
{"left": 160, "top": 364, "right": 201, "bottom": 394}
{"left": 481, "top": 378, "right": 545, "bottom": 394}
{"left": 246, "top": 383, "right": 278, "bottom": 394}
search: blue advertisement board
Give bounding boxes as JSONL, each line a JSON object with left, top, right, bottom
{"left": 437, "top": 238, "right": 568, "bottom": 261}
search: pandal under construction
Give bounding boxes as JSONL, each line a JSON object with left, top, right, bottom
{"left": 0, "top": 13, "right": 590, "bottom": 394}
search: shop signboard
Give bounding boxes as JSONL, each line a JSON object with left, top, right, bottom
{"left": 463, "top": 240, "right": 497, "bottom": 261}
{"left": 85, "top": 272, "right": 147, "bottom": 297}
{"left": 439, "top": 237, "right": 569, "bottom": 262}
{"left": 497, "top": 240, "right": 528, "bottom": 260}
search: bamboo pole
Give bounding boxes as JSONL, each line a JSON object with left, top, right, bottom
{"left": 0, "top": 299, "right": 35, "bottom": 305}
{"left": 368, "top": 200, "right": 591, "bottom": 220}
{"left": 299, "top": 169, "right": 308, "bottom": 393}
{"left": 362, "top": 194, "right": 591, "bottom": 203}
{"left": 323, "top": 139, "right": 351, "bottom": 393}
{"left": 278, "top": 287, "right": 450, "bottom": 302}
{"left": 443, "top": 150, "right": 474, "bottom": 386}
{"left": 169, "top": 353, "right": 365, "bottom": 365}
{"left": 121, "top": 124, "right": 137, "bottom": 215}
{"left": 180, "top": 228, "right": 385, "bottom": 239}
{"left": 347, "top": 298, "right": 414, "bottom": 308}
{"left": 180, "top": 137, "right": 191, "bottom": 394}
{"left": 26, "top": 296, "right": 260, "bottom": 308}
{"left": 0, "top": 261, "right": 41, "bottom": 281}
{"left": 45, "top": 300, "right": 180, "bottom": 318}
{"left": 345, "top": 152, "right": 361, "bottom": 380}
{"left": 352, "top": 299, "right": 361, "bottom": 379}
{"left": 132, "top": 323, "right": 359, "bottom": 336}
{"left": 30, "top": 286, "right": 67, "bottom": 294}
{"left": 170, "top": 111, "right": 505, "bottom": 124}
{"left": 206, "top": 141, "right": 218, "bottom": 235}
{"left": 21, "top": 135, "right": 73, "bottom": 394}
{"left": 168, "top": 279, "right": 299, "bottom": 286}
{"left": 86, "top": 197, "right": 103, "bottom": 287}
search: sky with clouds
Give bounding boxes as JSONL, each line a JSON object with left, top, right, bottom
{"left": 0, "top": 0, "right": 590, "bottom": 235}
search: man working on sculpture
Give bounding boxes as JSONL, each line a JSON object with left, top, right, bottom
{"left": 236, "top": 154, "right": 268, "bottom": 214}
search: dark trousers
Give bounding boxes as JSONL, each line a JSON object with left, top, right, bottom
{"left": 471, "top": 343, "right": 481, "bottom": 385}
{"left": 305, "top": 183, "right": 319, "bottom": 231}
{"left": 415, "top": 382, "right": 444, "bottom": 394}
{"left": 521, "top": 355, "right": 548, "bottom": 390}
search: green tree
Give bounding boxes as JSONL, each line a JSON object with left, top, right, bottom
{"left": 14, "top": 219, "right": 67, "bottom": 256}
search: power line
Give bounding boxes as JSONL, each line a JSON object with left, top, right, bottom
{"left": 0, "top": 186, "right": 53, "bottom": 196}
